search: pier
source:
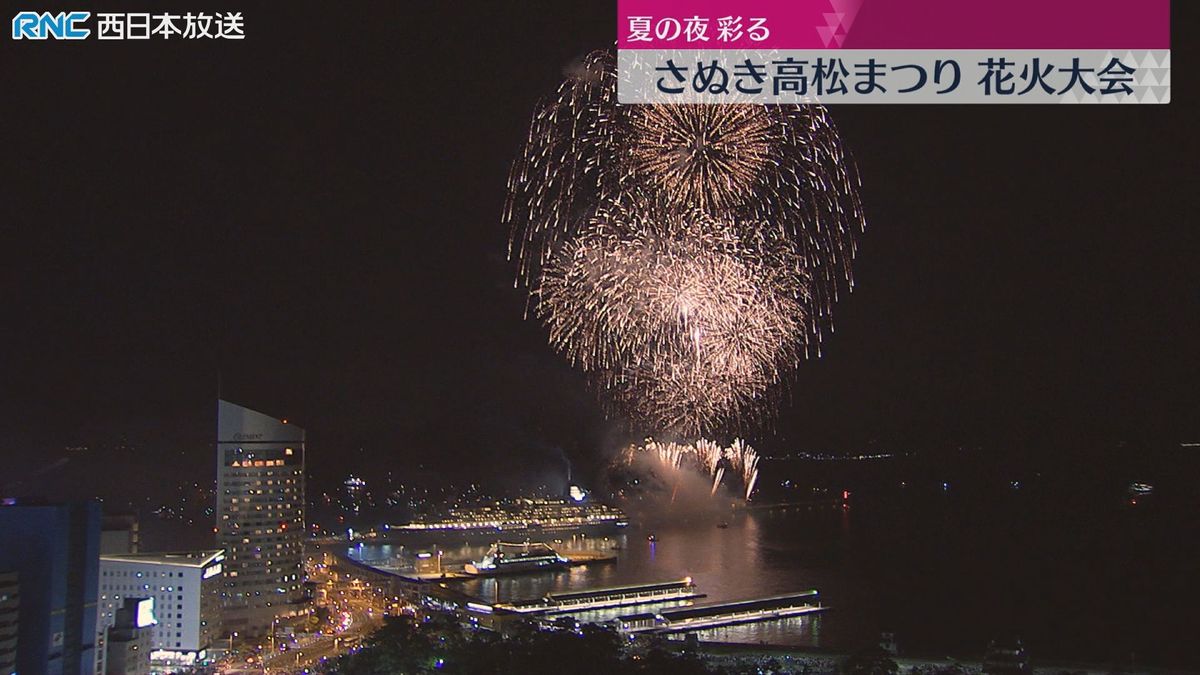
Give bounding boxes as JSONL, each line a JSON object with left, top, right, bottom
{"left": 495, "top": 578, "right": 703, "bottom": 615}
{"left": 616, "top": 590, "right": 827, "bottom": 634}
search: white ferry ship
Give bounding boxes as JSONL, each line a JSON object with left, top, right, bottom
{"left": 464, "top": 541, "right": 569, "bottom": 575}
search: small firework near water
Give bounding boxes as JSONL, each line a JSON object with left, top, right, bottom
{"left": 504, "top": 49, "right": 865, "bottom": 439}
{"left": 616, "top": 438, "right": 761, "bottom": 501}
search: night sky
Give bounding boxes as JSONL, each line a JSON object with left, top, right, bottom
{"left": 2, "top": 2, "right": 1197, "bottom": 497}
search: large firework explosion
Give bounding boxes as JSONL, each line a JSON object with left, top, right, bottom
{"left": 616, "top": 438, "right": 760, "bottom": 502}
{"left": 538, "top": 198, "right": 808, "bottom": 436}
{"left": 504, "top": 48, "right": 864, "bottom": 442}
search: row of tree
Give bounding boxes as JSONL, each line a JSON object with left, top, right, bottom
{"left": 326, "top": 613, "right": 914, "bottom": 675}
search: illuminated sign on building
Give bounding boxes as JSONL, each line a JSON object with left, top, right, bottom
{"left": 202, "top": 563, "right": 222, "bottom": 579}
{"left": 136, "top": 597, "right": 156, "bottom": 628}
{"left": 150, "top": 649, "right": 201, "bottom": 665}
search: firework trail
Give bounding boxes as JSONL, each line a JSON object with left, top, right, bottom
{"left": 710, "top": 468, "right": 725, "bottom": 497}
{"left": 505, "top": 48, "right": 864, "bottom": 442}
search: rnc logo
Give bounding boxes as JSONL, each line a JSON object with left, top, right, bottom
{"left": 11, "top": 11, "right": 91, "bottom": 40}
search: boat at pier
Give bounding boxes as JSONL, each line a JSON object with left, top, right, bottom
{"left": 465, "top": 541, "right": 569, "bottom": 575}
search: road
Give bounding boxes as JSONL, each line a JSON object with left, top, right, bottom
{"left": 217, "top": 553, "right": 392, "bottom": 674}
{"left": 258, "top": 607, "right": 380, "bottom": 673}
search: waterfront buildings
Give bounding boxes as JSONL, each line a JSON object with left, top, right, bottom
{"left": 215, "top": 400, "right": 306, "bottom": 635}
{"left": 97, "top": 551, "right": 222, "bottom": 668}
{"left": 0, "top": 500, "right": 101, "bottom": 675}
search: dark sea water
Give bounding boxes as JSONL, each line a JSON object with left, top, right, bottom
{"left": 348, "top": 482, "right": 1200, "bottom": 670}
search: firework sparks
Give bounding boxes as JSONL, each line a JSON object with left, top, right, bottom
{"left": 622, "top": 105, "right": 780, "bottom": 214}
{"left": 619, "top": 438, "right": 761, "bottom": 501}
{"left": 711, "top": 467, "right": 725, "bottom": 497}
{"left": 505, "top": 48, "right": 864, "bottom": 438}
{"left": 537, "top": 198, "right": 808, "bottom": 436}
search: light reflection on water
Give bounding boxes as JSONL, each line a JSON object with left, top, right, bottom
{"left": 690, "top": 614, "right": 823, "bottom": 646}
{"left": 345, "top": 490, "right": 1200, "bottom": 666}
{"left": 349, "top": 505, "right": 855, "bottom": 648}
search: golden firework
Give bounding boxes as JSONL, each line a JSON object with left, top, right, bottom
{"left": 504, "top": 49, "right": 865, "bottom": 438}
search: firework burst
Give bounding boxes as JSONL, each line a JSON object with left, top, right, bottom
{"left": 505, "top": 48, "right": 864, "bottom": 438}
{"left": 621, "top": 105, "right": 780, "bottom": 214}
{"left": 537, "top": 198, "right": 808, "bottom": 436}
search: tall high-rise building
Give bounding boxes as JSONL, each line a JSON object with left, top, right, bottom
{"left": 0, "top": 500, "right": 101, "bottom": 675}
{"left": 215, "top": 400, "right": 306, "bottom": 636}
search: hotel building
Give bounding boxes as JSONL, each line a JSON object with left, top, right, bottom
{"left": 215, "top": 400, "right": 306, "bottom": 635}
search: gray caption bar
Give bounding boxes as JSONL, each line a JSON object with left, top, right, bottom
{"left": 617, "top": 50, "right": 1170, "bottom": 104}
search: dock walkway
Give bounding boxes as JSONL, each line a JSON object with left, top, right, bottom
{"left": 617, "top": 590, "right": 826, "bottom": 634}
{"left": 496, "top": 579, "right": 702, "bottom": 615}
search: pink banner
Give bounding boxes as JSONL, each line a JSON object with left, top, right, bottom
{"left": 617, "top": 0, "right": 1170, "bottom": 50}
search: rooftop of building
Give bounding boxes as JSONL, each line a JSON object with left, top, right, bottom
{"left": 100, "top": 550, "right": 224, "bottom": 568}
